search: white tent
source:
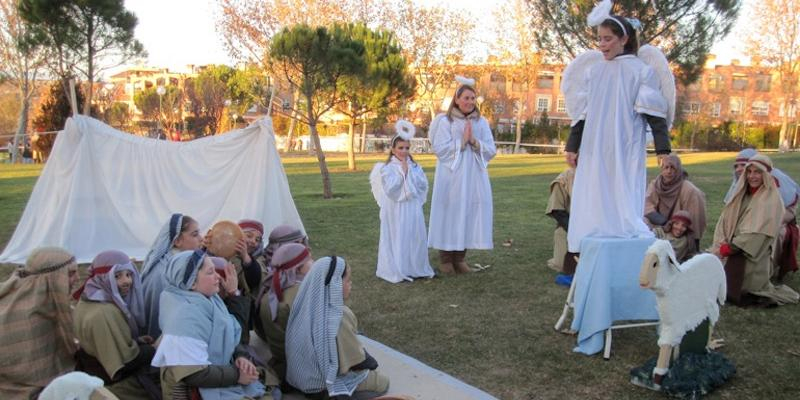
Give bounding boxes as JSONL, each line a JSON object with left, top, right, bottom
{"left": 0, "top": 115, "right": 304, "bottom": 264}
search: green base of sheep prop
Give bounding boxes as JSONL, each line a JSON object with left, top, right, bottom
{"left": 632, "top": 240, "right": 735, "bottom": 397}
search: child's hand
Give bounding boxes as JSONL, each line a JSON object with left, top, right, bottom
{"left": 235, "top": 238, "right": 251, "bottom": 264}
{"left": 235, "top": 357, "right": 258, "bottom": 385}
{"left": 565, "top": 152, "right": 578, "bottom": 168}
{"left": 221, "top": 262, "right": 239, "bottom": 296}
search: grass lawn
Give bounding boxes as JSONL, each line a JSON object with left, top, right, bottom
{"left": 1, "top": 152, "right": 799, "bottom": 399}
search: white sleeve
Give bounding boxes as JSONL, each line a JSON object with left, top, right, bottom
{"left": 381, "top": 164, "right": 408, "bottom": 202}
{"left": 430, "top": 116, "right": 462, "bottom": 170}
{"left": 634, "top": 66, "right": 668, "bottom": 119}
{"left": 407, "top": 163, "right": 429, "bottom": 205}
{"left": 471, "top": 118, "right": 496, "bottom": 168}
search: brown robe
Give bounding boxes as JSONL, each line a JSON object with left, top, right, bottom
{"left": 337, "top": 307, "right": 389, "bottom": 395}
{"left": 645, "top": 178, "right": 707, "bottom": 241}
{"left": 254, "top": 284, "right": 300, "bottom": 380}
{"left": 711, "top": 158, "right": 799, "bottom": 305}
{"left": 73, "top": 301, "right": 151, "bottom": 400}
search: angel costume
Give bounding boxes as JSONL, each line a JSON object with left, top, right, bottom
{"left": 562, "top": 44, "right": 674, "bottom": 252}
{"left": 370, "top": 155, "right": 434, "bottom": 283}
{"left": 427, "top": 110, "right": 496, "bottom": 250}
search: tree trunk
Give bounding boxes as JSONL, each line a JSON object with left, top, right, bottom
{"left": 347, "top": 114, "right": 357, "bottom": 171}
{"left": 83, "top": 17, "right": 95, "bottom": 116}
{"left": 360, "top": 119, "right": 368, "bottom": 153}
{"left": 309, "top": 119, "right": 333, "bottom": 199}
{"left": 514, "top": 100, "right": 523, "bottom": 153}
{"left": 11, "top": 94, "right": 30, "bottom": 164}
{"left": 779, "top": 100, "right": 790, "bottom": 152}
{"left": 285, "top": 89, "right": 300, "bottom": 152}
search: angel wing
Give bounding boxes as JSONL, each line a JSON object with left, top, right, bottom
{"left": 369, "top": 162, "right": 386, "bottom": 208}
{"left": 560, "top": 50, "right": 604, "bottom": 125}
{"left": 637, "top": 44, "right": 676, "bottom": 130}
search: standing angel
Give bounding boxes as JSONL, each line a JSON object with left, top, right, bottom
{"left": 370, "top": 120, "right": 434, "bottom": 283}
{"left": 562, "top": 0, "right": 675, "bottom": 252}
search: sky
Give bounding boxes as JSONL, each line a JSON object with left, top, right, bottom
{"left": 117, "top": 0, "right": 750, "bottom": 76}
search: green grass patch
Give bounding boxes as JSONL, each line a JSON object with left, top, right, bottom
{"left": 1, "top": 152, "right": 799, "bottom": 399}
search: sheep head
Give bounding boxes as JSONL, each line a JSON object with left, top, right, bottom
{"left": 640, "top": 240, "right": 679, "bottom": 292}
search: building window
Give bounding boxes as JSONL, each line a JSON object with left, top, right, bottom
{"left": 731, "top": 74, "right": 748, "bottom": 91}
{"left": 511, "top": 81, "right": 528, "bottom": 92}
{"left": 730, "top": 97, "right": 743, "bottom": 115}
{"left": 536, "top": 74, "right": 554, "bottom": 89}
{"left": 708, "top": 74, "right": 724, "bottom": 91}
{"left": 751, "top": 101, "right": 769, "bottom": 116}
{"left": 754, "top": 75, "right": 771, "bottom": 92}
{"left": 536, "top": 96, "right": 551, "bottom": 112}
{"left": 490, "top": 72, "right": 506, "bottom": 91}
{"left": 557, "top": 97, "right": 566, "bottom": 113}
{"left": 493, "top": 102, "right": 505, "bottom": 114}
{"left": 682, "top": 102, "right": 701, "bottom": 114}
{"left": 709, "top": 102, "right": 721, "bottom": 117}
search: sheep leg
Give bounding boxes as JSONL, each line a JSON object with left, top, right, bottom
{"left": 652, "top": 345, "right": 672, "bottom": 387}
{"left": 707, "top": 324, "right": 726, "bottom": 350}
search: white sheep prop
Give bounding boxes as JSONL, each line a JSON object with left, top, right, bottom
{"left": 638, "top": 239, "right": 726, "bottom": 387}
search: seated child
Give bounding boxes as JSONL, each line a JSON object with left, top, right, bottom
{"left": 654, "top": 210, "right": 698, "bottom": 262}
{"left": 253, "top": 243, "right": 312, "bottom": 381}
{"left": 0, "top": 247, "right": 78, "bottom": 399}
{"left": 73, "top": 250, "right": 159, "bottom": 399}
{"left": 286, "top": 256, "right": 389, "bottom": 399}
{"left": 152, "top": 250, "right": 267, "bottom": 400}
{"left": 141, "top": 213, "right": 203, "bottom": 338}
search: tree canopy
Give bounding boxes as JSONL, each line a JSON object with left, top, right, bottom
{"left": 527, "top": 0, "right": 742, "bottom": 84}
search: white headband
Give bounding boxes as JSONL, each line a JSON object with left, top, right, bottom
{"left": 587, "top": 0, "right": 628, "bottom": 36}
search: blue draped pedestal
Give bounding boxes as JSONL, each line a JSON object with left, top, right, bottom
{"left": 570, "top": 236, "right": 660, "bottom": 355}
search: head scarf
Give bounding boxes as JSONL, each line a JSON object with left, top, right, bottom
{"left": 724, "top": 149, "right": 758, "bottom": 203}
{"left": 239, "top": 219, "right": 265, "bottom": 258}
{"left": 265, "top": 224, "right": 308, "bottom": 265}
{"left": 713, "top": 154, "right": 784, "bottom": 252}
{"left": 261, "top": 243, "right": 310, "bottom": 321}
{"left": 141, "top": 213, "right": 184, "bottom": 279}
{"left": 286, "top": 256, "right": 368, "bottom": 396}
{"left": 665, "top": 210, "right": 693, "bottom": 236}
{"left": 0, "top": 247, "right": 77, "bottom": 397}
{"left": 151, "top": 250, "right": 265, "bottom": 399}
{"left": 650, "top": 154, "right": 687, "bottom": 217}
{"left": 72, "top": 250, "right": 146, "bottom": 337}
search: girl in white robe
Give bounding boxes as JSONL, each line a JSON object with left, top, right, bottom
{"left": 428, "top": 80, "right": 496, "bottom": 273}
{"left": 371, "top": 126, "right": 434, "bottom": 283}
{"left": 563, "top": 12, "right": 672, "bottom": 253}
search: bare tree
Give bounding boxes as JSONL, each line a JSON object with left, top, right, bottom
{"left": 492, "top": 0, "right": 543, "bottom": 153}
{"left": 387, "top": 0, "right": 475, "bottom": 120}
{"left": 0, "top": 0, "right": 46, "bottom": 163}
{"left": 745, "top": 0, "right": 800, "bottom": 150}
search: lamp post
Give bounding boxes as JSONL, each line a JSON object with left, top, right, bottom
{"left": 156, "top": 85, "right": 166, "bottom": 137}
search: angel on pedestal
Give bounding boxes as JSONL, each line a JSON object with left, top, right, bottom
{"left": 562, "top": 0, "right": 675, "bottom": 254}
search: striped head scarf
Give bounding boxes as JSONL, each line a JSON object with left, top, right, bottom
{"left": 0, "top": 247, "right": 78, "bottom": 398}
{"left": 73, "top": 250, "right": 145, "bottom": 338}
{"left": 285, "top": 256, "right": 368, "bottom": 396}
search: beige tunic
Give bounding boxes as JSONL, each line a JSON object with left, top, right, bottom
{"left": 645, "top": 179, "right": 707, "bottom": 240}
{"left": 254, "top": 284, "right": 300, "bottom": 379}
{"left": 337, "top": 307, "right": 389, "bottom": 394}
{"left": 545, "top": 168, "right": 574, "bottom": 270}
{"left": 74, "top": 301, "right": 149, "bottom": 400}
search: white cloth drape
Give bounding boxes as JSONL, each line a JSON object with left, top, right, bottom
{"left": 567, "top": 55, "right": 664, "bottom": 252}
{"left": 0, "top": 115, "right": 304, "bottom": 264}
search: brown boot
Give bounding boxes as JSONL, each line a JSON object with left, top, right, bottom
{"left": 438, "top": 250, "right": 454, "bottom": 274}
{"left": 453, "top": 250, "right": 472, "bottom": 274}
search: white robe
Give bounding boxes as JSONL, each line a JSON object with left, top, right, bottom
{"left": 428, "top": 114, "right": 496, "bottom": 250}
{"left": 374, "top": 157, "right": 434, "bottom": 283}
{"left": 567, "top": 55, "right": 667, "bottom": 252}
